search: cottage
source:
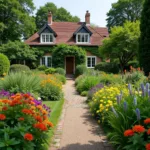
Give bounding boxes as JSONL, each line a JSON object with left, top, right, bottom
{"left": 25, "top": 11, "right": 109, "bottom": 74}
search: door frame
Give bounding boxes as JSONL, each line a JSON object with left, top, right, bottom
{"left": 65, "top": 56, "right": 75, "bottom": 74}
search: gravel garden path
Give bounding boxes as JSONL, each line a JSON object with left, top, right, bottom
{"left": 50, "top": 79, "right": 113, "bottom": 150}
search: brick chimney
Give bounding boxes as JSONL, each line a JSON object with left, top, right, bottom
{"left": 48, "top": 11, "right": 52, "bottom": 25}
{"left": 85, "top": 10, "right": 90, "bottom": 25}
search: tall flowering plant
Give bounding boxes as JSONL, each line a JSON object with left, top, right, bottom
{"left": 0, "top": 93, "right": 53, "bottom": 150}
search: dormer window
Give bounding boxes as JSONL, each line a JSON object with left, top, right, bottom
{"left": 40, "top": 33, "right": 54, "bottom": 43}
{"left": 76, "top": 33, "right": 90, "bottom": 43}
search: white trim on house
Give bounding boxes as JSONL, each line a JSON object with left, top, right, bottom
{"left": 86, "top": 56, "right": 96, "bottom": 68}
{"left": 40, "top": 33, "right": 54, "bottom": 43}
{"left": 40, "top": 56, "right": 52, "bottom": 67}
{"left": 76, "top": 33, "right": 90, "bottom": 44}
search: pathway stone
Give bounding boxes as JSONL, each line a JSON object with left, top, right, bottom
{"left": 50, "top": 79, "right": 113, "bottom": 150}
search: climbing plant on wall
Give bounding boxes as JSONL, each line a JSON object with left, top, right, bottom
{"left": 52, "top": 44, "right": 86, "bottom": 68}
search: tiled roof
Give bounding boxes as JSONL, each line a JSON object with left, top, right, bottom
{"left": 25, "top": 22, "right": 109, "bottom": 46}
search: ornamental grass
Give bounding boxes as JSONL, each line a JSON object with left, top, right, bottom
{"left": 0, "top": 93, "right": 53, "bottom": 150}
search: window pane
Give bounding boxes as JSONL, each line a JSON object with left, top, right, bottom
{"left": 42, "top": 57, "right": 45, "bottom": 65}
{"left": 85, "top": 34, "right": 88, "bottom": 42}
{"left": 92, "top": 57, "right": 96, "bottom": 67}
{"left": 50, "top": 35, "right": 53, "bottom": 42}
{"left": 42, "top": 35, "right": 45, "bottom": 42}
{"left": 46, "top": 34, "right": 50, "bottom": 42}
{"left": 81, "top": 34, "right": 85, "bottom": 42}
{"left": 78, "top": 34, "right": 81, "bottom": 42}
{"left": 87, "top": 57, "right": 91, "bottom": 67}
{"left": 47, "top": 57, "right": 52, "bottom": 67}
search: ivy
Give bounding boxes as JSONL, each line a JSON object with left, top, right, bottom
{"left": 52, "top": 44, "right": 86, "bottom": 68}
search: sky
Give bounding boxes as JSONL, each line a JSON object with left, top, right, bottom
{"left": 33, "top": 0, "right": 118, "bottom": 27}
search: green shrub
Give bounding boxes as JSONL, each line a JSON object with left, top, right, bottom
{"left": 76, "top": 76, "right": 100, "bottom": 93}
{"left": 37, "top": 65, "right": 48, "bottom": 71}
{"left": 54, "top": 73, "right": 66, "bottom": 84}
{"left": 55, "top": 67, "right": 65, "bottom": 76}
{"left": 9, "top": 64, "right": 30, "bottom": 73}
{"left": 45, "top": 68, "right": 56, "bottom": 74}
{"left": 95, "top": 62, "right": 119, "bottom": 74}
{"left": 0, "top": 72, "right": 41, "bottom": 94}
{"left": 0, "top": 53, "right": 10, "bottom": 76}
{"left": 81, "top": 91, "right": 88, "bottom": 96}
{"left": 127, "top": 60, "right": 139, "bottom": 68}
{"left": 75, "top": 64, "right": 87, "bottom": 77}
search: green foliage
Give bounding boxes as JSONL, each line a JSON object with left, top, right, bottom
{"left": 35, "top": 2, "right": 80, "bottom": 29}
{"left": 95, "top": 62, "right": 119, "bottom": 74}
{"left": 54, "top": 74, "right": 66, "bottom": 84}
{"left": 0, "top": 41, "right": 37, "bottom": 64}
{"left": 127, "top": 60, "right": 139, "bottom": 68}
{"left": 100, "top": 21, "right": 140, "bottom": 71}
{"left": 76, "top": 75, "right": 101, "bottom": 93}
{"left": 81, "top": 91, "right": 88, "bottom": 96}
{"left": 0, "top": 53, "right": 10, "bottom": 76}
{"left": 52, "top": 44, "right": 86, "bottom": 68}
{"left": 75, "top": 64, "right": 87, "bottom": 77}
{"left": 55, "top": 68, "right": 65, "bottom": 76}
{"left": 10, "top": 64, "right": 30, "bottom": 73}
{"left": 45, "top": 68, "right": 56, "bottom": 74}
{"left": 139, "top": 0, "right": 150, "bottom": 75}
{"left": 106, "top": 0, "right": 144, "bottom": 31}
{"left": 0, "top": 0, "right": 36, "bottom": 43}
{"left": 37, "top": 65, "right": 48, "bottom": 71}
{"left": 0, "top": 72, "right": 41, "bottom": 94}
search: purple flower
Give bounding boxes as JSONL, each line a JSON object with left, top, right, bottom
{"left": 128, "top": 84, "right": 132, "bottom": 95}
{"left": 116, "top": 95, "right": 121, "bottom": 105}
{"left": 133, "top": 97, "right": 137, "bottom": 106}
{"left": 123, "top": 101, "right": 128, "bottom": 111}
{"left": 135, "top": 108, "right": 140, "bottom": 120}
{"left": 111, "top": 106, "right": 118, "bottom": 117}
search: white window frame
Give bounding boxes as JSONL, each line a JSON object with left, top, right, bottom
{"left": 40, "top": 33, "right": 54, "bottom": 43}
{"left": 76, "top": 33, "right": 90, "bottom": 44}
{"left": 40, "top": 56, "right": 52, "bottom": 67}
{"left": 86, "top": 56, "right": 96, "bottom": 68}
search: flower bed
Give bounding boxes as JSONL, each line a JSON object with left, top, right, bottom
{"left": 0, "top": 93, "right": 53, "bottom": 149}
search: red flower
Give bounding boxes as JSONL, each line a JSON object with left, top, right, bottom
{"left": 22, "top": 109, "right": 33, "bottom": 115}
{"left": 24, "top": 133, "right": 34, "bottom": 141}
{"left": 0, "top": 114, "right": 6, "bottom": 120}
{"left": 132, "top": 125, "right": 145, "bottom": 133}
{"left": 124, "top": 129, "right": 134, "bottom": 137}
{"left": 34, "top": 115, "right": 43, "bottom": 123}
{"left": 2, "top": 106, "right": 8, "bottom": 111}
{"left": 18, "top": 117, "right": 24, "bottom": 121}
{"left": 147, "top": 129, "right": 150, "bottom": 135}
{"left": 146, "top": 143, "right": 150, "bottom": 150}
{"left": 34, "top": 123, "right": 47, "bottom": 131}
{"left": 144, "top": 118, "right": 150, "bottom": 124}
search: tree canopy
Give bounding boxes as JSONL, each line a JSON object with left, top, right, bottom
{"left": 106, "top": 0, "right": 144, "bottom": 31}
{"left": 0, "top": 0, "right": 36, "bottom": 44}
{"left": 139, "top": 0, "right": 150, "bottom": 75}
{"left": 35, "top": 2, "right": 80, "bottom": 29}
{"left": 100, "top": 21, "right": 140, "bottom": 71}
{"left": 0, "top": 41, "right": 37, "bottom": 64}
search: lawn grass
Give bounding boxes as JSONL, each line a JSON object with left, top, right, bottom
{"left": 43, "top": 99, "right": 65, "bottom": 149}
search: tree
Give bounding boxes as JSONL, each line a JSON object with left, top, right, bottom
{"left": 106, "top": 0, "right": 144, "bottom": 31}
{"left": 0, "top": 41, "right": 37, "bottom": 65}
{"left": 100, "top": 21, "right": 140, "bottom": 72}
{"left": 35, "top": 2, "right": 80, "bottom": 29}
{"left": 0, "top": 0, "right": 36, "bottom": 44}
{"left": 139, "top": 0, "right": 150, "bottom": 75}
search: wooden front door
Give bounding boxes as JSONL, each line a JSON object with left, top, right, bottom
{"left": 66, "top": 57, "right": 74, "bottom": 74}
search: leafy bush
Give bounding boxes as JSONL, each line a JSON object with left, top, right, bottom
{"left": 0, "top": 93, "right": 53, "bottom": 150}
{"left": 9, "top": 64, "right": 30, "bottom": 73}
{"left": 76, "top": 76, "right": 100, "bottom": 93}
{"left": 54, "top": 73, "right": 66, "bottom": 84}
{"left": 0, "top": 53, "right": 10, "bottom": 76}
{"left": 37, "top": 65, "right": 48, "bottom": 71}
{"left": 40, "top": 75, "right": 63, "bottom": 101}
{"left": 81, "top": 91, "right": 88, "bottom": 96}
{"left": 55, "top": 68, "right": 65, "bottom": 76}
{"left": 45, "top": 68, "right": 56, "bottom": 74}
{"left": 95, "top": 62, "right": 119, "bottom": 74}
{"left": 0, "top": 72, "right": 41, "bottom": 94}
{"left": 75, "top": 64, "right": 87, "bottom": 77}
{"left": 127, "top": 60, "right": 139, "bottom": 68}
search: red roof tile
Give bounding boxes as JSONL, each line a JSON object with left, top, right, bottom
{"left": 25, "top": 22, "right": 109, "bottom": 46}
